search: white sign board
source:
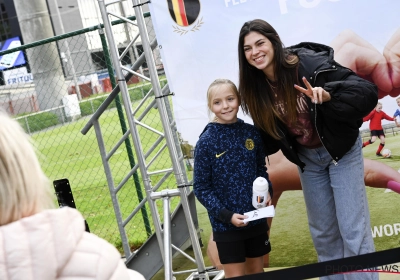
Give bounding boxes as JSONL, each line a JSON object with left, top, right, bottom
{"left": 3, "top": 67, "right": 33, "bottom": 85}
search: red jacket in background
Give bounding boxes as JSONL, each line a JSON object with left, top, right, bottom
{"left": 363, "top": 110, "right": 395, "bottom": 130}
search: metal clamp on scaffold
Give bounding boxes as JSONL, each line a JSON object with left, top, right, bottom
{"left": 177, "top": 184, "right": 193, "bottom": 189}
{"left": 155, "top": 92, "right": 175, "bottom": 99}
{"left": 132, "top": 1, "right": 151, "bottom": 8}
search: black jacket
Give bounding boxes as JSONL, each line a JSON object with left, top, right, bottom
{"left": 260, "top": 42, "right": 378, "bottom": 171}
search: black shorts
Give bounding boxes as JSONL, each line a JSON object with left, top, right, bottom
{"left": 371, "top": 130, "right": 385, "bottom": 137}
{"left": 216, "top": 232, "right": 271, "bottom": 264}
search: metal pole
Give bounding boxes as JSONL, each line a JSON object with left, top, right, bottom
{"left": 131, "top": 0, "right": 187, "bottom": 194}
{"left": 98, "top": 25, "right": 152, "bottom": 237}
{"left": 131, "top": 0, "right": 208, "bottom": 277}
{"left": 163, "top": 192, "right": 173, "bottom": 280}
{"left": 53, "top": 0, "right": 82, "bottom": 101}
{"left": 97, "top": 0, "right": 166, "bottom": 258}
{"left": 93, "top": 120, "right": 131, "bottom": 258}
{"left": 118, "top": 1, "right": 137, "bottom": 67}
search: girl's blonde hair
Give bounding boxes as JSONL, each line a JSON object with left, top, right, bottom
{"left": 206, "top": 79, "right": 239, "bottom": 121}
{"left": 0, "top": 111, "right": 55, "bottom": 226}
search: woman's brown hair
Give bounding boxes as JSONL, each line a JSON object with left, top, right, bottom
{"left": 238, "top": 19, "right": 299, "bottom": 139}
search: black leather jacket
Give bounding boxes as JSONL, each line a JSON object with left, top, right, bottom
{"left": 260, "top": 42, "right": 378, "bottom": 171}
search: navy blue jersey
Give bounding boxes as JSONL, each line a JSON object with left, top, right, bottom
{"left": 193, "top": 119, "right": 272, "bottom": 235}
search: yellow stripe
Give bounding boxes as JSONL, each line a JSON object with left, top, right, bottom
{"left": 171, "top": 0, "right": 183, "bottom": 26}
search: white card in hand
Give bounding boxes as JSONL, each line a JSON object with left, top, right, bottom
{"left": 243, "top": 205, "right": 275, "bottom": 223}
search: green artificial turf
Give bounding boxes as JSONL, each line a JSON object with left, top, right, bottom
{"left": 31, "top": 90, "right": 179, "bottom": 252}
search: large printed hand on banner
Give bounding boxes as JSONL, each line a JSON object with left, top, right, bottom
{"left": 330, "top": 29, "right": 400, "bottom": 99}
{"left": 384, "top": 28, "right": 400, "bottom": 91}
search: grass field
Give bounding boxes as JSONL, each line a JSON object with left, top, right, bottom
{"left": 31, "top": 82, "right": 181, "bottom": 252}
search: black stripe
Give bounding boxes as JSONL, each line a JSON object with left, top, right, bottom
{"left": 184, "top": 0, "right": 200, "bottom": 25}
{"left": 231, "top": 247, "right": 400, "bottom": 279}
{"left": 167, "top": 0, "right": 176, "bottom": 24}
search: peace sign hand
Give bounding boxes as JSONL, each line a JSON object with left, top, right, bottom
{"left": 294, "top": 77, "right": 331, "bottom": 104}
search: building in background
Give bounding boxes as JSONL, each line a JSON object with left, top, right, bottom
{"left": 0, "top": 0, "right": 161, "bottom": 117}
{"left": 0, "top": 0, "right": 157, "bottom": 86}
{"left": 0, "top": 0, "right": 21, "bottom": 41}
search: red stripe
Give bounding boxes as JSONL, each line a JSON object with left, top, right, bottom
{"left": 177, "top": 0, "right": 189, "bottom": 26}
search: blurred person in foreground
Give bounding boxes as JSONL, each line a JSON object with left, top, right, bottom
{"left": 0, "top": 111, "right": 145, "bottom": 280}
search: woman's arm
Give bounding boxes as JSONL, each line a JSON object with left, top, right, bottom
{"left": 255, "top": 131, "right": 273, "bottom": 199}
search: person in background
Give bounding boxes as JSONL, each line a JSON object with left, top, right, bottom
{"left": 362, "top": 102, "right": 396, "bottom": 156}
{"left": 237, "top": 19, "right": 378, "bottom": 280}
{"left": 0, "top": 110, "right": 145, "bottom": 280}
{"left": 392, "top": 96, "right": 400, "bottom": 127}
{"left": 193, "top": 79, "right": 273, "bottom": 278}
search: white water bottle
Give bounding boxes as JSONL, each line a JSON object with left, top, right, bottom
{"left": 252, "top": 177, "right": 269, "bottom": 209}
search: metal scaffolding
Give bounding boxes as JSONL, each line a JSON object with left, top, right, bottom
{"left": 81, "top": 0, "right": 224, "bottom": 279}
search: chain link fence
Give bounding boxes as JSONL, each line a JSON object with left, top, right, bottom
{"left": 0, "top": 12, "right": 189, "bottom": 254}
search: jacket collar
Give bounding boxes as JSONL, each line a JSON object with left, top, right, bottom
{"left": 199, "top": 118, "right": 244, "bottom": 138}
{"left": 286, "top": 42, "right": 334, "bottom": 74}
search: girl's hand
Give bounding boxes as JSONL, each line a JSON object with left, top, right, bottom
{"left": 231, "top": 213, "right": 248, "bottom": 227}
{"left": 294, "top": 77, "right": 331, "bottom": 104}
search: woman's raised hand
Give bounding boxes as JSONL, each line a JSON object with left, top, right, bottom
{"left": 294, "top": 77, "right": 331, "bottom": 104}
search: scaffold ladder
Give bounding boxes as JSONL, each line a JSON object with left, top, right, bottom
{"left": 81, "top": 0, "right": 224, "bottom": 279}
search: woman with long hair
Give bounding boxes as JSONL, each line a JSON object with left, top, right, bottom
{"left": 237, "top": 19, "right": 378, "bottom": 280}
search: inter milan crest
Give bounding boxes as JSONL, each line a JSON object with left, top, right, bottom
{"left": 245, "top": 139, "right": 254, "bottom": 151}
{"left": 167, "top": 0, "right": 203, "bottom": 35}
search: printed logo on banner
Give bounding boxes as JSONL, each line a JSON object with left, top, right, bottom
{"left": 167, "top": 0, "right": 203, "bottom": 35}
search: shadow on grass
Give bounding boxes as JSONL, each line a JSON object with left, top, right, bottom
{"left": 375, "top": 155, "right": 400, "bottom": 163}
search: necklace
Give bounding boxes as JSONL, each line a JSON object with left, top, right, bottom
{"left": 266, "top": 78, "right": 278, "bottom": 97}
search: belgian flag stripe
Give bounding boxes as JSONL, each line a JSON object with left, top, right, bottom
{"left": 177, "top": 0, "right": 189, "bottom": 26}
{"left": 171, "top": 0, "right": 189, "bottom": 26}
{"left": 171, "top": 0, "right": 182, "bottom": 25}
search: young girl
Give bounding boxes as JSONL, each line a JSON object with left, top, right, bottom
{"left": 193, "top": 79, "right": 273, "bottom": 278}
{"left": 363, "top": 102, "right": 396, "bottom": 156}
